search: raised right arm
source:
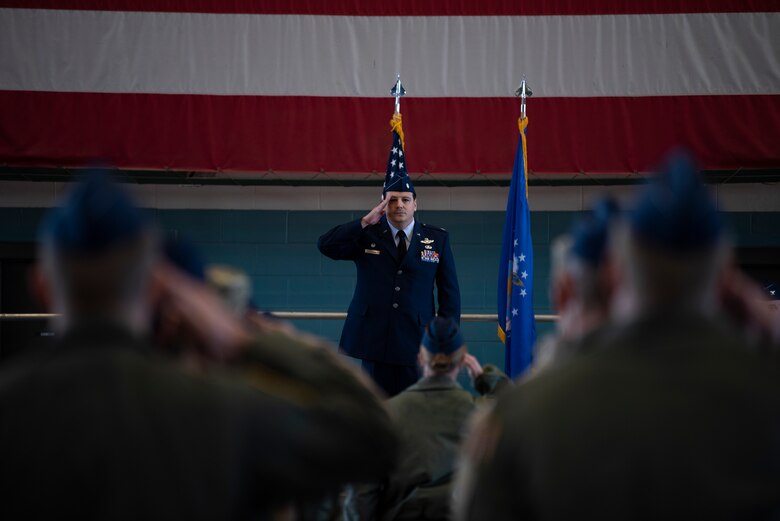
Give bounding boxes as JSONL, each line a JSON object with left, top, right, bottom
{"left": 317, "top": 199, "right": 388, "bottom": 260}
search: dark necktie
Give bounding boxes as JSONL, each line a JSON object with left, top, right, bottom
{"left": 396, "top": 230, "right": 407, "bottom": 261}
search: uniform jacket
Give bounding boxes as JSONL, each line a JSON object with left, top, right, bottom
{"left": 0, "top": 321, "right": 397, "bottom": 521}
{"left": 318, "top": 217, "right": 460, "bottom": 365}
{"left": 344, "top": 367, "right": 509, "bottom": 521}
{"left": 459, "top": 313, "right": 780, "bottom": 521}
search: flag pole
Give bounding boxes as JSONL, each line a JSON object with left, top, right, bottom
{"left": 498, "top": 75, "right": 537, "bottom": 377}
{"left": 389, "top": 75, "right": 407, "bottom": 151}
{"left": 514, "top": 76, "right": 533, "bottom": 119}
{"left": 391, "top": 74, "right": 405, "bottom": 114}
{"left": 514, "top": 77, "right": 532, "bottom": 197}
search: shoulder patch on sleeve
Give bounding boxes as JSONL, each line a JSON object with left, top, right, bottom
{"left": 422, "top": 223, "right": 447, "bottom": 233}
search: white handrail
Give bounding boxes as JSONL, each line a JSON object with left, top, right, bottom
{"left": 0, "top": 312, "right": 559, "bottom": 322}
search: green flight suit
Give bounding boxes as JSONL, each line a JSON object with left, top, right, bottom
{"left": 0, "top": 321, "right": 398, "bottom": 521}
{"left": 344, "top": 365, "right": 508, "bottom": 521}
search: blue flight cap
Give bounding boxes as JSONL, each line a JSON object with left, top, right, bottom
{"left": 39, "top": 171, "right": 150, "bottom": 254}
{"left": 163, "top": 233, "right": 206, "bottom": 281}
{"left": 629, "top": 151, "right": 724, "bottom": 252}
{"left": 421, "top": 316, "right": 464, "bottom": 355}
{"left": 570, "top": 196, "right": 621, "bottom": 267}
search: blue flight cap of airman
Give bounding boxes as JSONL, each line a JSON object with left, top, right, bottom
{"left": 39, "top": 171, "right": 150, "bottom": 254}
{"left": 629, "top": 151, "right": 724, "bottom": 252}
{"left": 421, "top": 316, "right": 464, "bottom": 355}
{"left": 570, "top": 196, "right": 621, "bottom": 267}
{"left": 764, "top": 282, "right": 779, "bottom": 301}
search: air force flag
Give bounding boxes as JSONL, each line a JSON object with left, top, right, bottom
{"left": 497, "top": 116, "right": 536, "bottom": 378}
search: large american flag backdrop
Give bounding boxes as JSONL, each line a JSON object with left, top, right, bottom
{"left": 1, "top": 1, "right": 778, "bottom": 177}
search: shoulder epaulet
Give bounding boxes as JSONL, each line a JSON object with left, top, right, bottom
{"left": 422, "top": 223, "right": 447, "bottom": 233}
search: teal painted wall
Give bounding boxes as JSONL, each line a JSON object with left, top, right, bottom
{"left": 3, "top": 207, "right": 780, "bottom": 371}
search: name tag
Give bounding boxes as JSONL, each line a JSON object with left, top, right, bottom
{"left": 421, "top": 250, "right": 440, "bottom": 263}
{"left": 364, "top": 249, "right": 381, "bottom": 255}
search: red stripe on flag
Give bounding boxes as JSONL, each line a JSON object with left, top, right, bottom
{"left": 1, "top": 91, "right": 778, "bottom": 175}
{"left": 1, "top": 0, "right": 777, "bottom": 15}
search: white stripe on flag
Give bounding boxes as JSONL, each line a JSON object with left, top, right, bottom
{"left": 1, "top": 8, "right": 778, "bottom": 97}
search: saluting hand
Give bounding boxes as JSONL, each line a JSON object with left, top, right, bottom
{"left": 462, "top": 353, "right": 484, "bottom": 380}
{"left": 361, "top": 198, "right": 388, "bottom": 228}
{"left": 719, "top": 265, "right": 780, "bottom": 346}
{"left": 151, "top": 262, "right": 252, "bottom": 361}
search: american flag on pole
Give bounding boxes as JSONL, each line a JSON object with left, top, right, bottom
{"left": 383, "top": 114, "right": 411, "bottom": 193}
{"left": 0, "top": 1, "right": 778, "bottom": 178}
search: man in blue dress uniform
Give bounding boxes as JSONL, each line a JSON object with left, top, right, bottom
{"left": 318, "top": 114, "right": 461, "bottom": 397}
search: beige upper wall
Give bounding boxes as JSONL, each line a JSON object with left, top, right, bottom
{"left": 0, "top": 181, "right": 778, "bottom": 212}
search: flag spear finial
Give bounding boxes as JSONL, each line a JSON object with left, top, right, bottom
{"left": 514, "top": 76, "right": 533, "bottom": 119}
{"left": 391, "top": 75, "right": 406, "bottom": 114}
